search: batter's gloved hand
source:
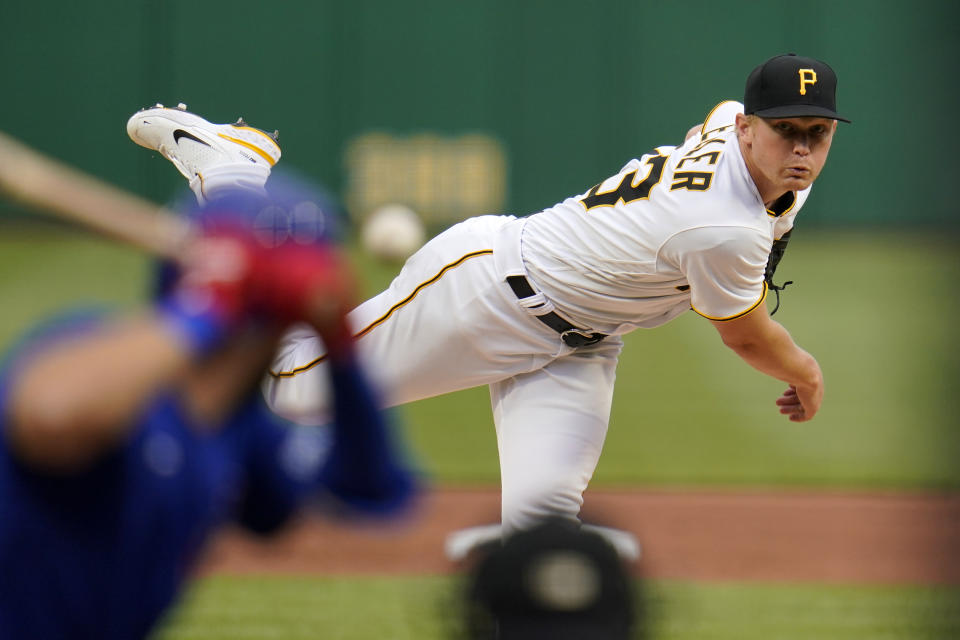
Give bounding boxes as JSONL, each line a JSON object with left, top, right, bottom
{"left": 249, "top": 243, "right": 358, "bottom": 361}
{"left": 159, "top": 226, "right": 262, "bottom": 356}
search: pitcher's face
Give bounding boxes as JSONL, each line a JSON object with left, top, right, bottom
{"left": 739, "top": 115, "right": 837, "bottom": 202}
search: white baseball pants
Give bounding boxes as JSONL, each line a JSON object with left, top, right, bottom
{"left": 264, "top": 215, "right": 623, "bottom": 532}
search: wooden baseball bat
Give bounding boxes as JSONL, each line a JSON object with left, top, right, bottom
{"left": 0, "top": 130, "right": 192, "bottom": 259}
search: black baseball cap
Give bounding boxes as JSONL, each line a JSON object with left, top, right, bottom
{"left": 744, "top": 53, "right": 850, "bottom": 123}
{"left": 466, "top": 518, "right": 635, "bottom": 640}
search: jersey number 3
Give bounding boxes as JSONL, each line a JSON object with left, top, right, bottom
{"left": 580, "top": 154, "right": 667, "bottom": 211}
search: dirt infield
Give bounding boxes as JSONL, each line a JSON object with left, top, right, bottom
{"left": 200, "top": 488, "right": 960, "bottom": 585}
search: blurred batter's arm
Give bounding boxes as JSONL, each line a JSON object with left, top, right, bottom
{"left": 711, "top": 306, "right": 823, "bottom": 422}
{"left": 6, "top": 315, "right": 197, "bottom": 471}
{"left": 5, "top": 230, "right": 277, "bottom": 472}
{"left": 5, "top": 315, "right": 280, "bottom": 473}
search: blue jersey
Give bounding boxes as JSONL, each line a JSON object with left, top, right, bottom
{"left": 0, "top": 315, "right": 414, "bottom": 639}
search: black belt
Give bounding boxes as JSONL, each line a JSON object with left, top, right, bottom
{"left": 507, "top": 275, "right": 607, "bottom": 348}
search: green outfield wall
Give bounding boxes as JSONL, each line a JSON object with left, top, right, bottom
{"left": 1, "top": 0, "right": 957, "bottom": 228}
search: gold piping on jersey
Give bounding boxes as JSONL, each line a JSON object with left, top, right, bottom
{"left": 691, "top": 281, "right": 768, "bottom": 321}
{"left": 218, "top": 133, "right": 279, "bottom": 166}
{"left": 267, "top": 248, "right": 494, "bottom": 378}
{"left": 766, "top": 191, "right": 797, "bottom": 218}
{"left": 700, "top": 101, "right": 740, "bottom": 139}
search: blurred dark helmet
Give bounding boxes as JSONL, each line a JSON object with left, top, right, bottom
{"left": 189, "top": 167, "right": 345, "bottom": 246}
{"left": 466, "top": 517, "right": 635, "bottom": 640}
{"left": 153, "top": 168, "right": 345, "bottom": 299}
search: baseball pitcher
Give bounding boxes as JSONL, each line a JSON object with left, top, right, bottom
{"left": 128, "top": 53, "right": 848, "bottom": 534}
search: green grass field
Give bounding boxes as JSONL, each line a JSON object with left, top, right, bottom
{"left": 154, "top": 576, "right": 960, "bottom": 640}
{"left": 2, "top": 224, "right": 959, "bottom": 638}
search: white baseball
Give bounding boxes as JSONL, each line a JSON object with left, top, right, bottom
{"left": 361, "top": 203, "right": 426, "bottom": 262}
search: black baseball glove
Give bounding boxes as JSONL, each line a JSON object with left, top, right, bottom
{"left": 764, "top": 229, "right": 794, "bottom": 315}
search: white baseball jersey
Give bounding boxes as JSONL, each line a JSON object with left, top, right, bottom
{"left": 522, "top": 100, "right": 806, "bottom": 335}
{"left": 263, "top": 101, "right": 810, "bottom": 532}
